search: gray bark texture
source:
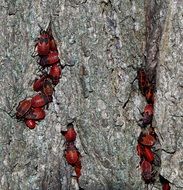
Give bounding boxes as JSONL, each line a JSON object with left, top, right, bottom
{"left": 0, "top": 0, "right": 182, "bottom": 189}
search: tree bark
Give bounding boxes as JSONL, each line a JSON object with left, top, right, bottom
{"left": 0, "top": 0, "right": 182, "bottom": 189}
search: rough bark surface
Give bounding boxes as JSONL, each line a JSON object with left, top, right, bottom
{"left": 0, "top": 0, "right": 182, "bottom": 190}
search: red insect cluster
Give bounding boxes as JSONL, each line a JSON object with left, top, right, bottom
{"left": 15, "top": 22, "right": 82, "bottom": 188}
{"left": 137, "top": 68, "right": 155, "bottom": 104}
{"left": 16, "top": 25, "right": 62, "bottom": 129}
{"left": 136, "top": 68, "right": 171, "bottom": 189}
{"left": 15, "top": 24, "right": 64, "bottom": 129}
{"left": 61, "top": 123, "right": 82, "bottom": 188}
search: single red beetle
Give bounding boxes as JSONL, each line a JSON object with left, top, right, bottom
{"left": 74, "top": 159, "right": 82, "bottom": 182}
{"left": 49, "top": 64, "right": 62, "bottom": 85}
{"left": 35, "top": 32, "right": 50, "bottom": 56}
{"left": 138, "top": 104, "right": 154, "bottom": 127}
{"left": 16, "top": 99, "right": 32, "bottom": 119}
{"left": 42, "top": 79, "right": 54, "bottom": 96}
{"left": 33, "top": 75, "right": 47, "bottom": 92}
{"left": 25, "top": 119, "right": 36, "bottom": 129}
{"left": 65, "top": 143, "right": 80, "bottom": 166}
{"left": 24, "top": 107, "right": 45, "bottom": 121}
{"left": 141, "top": 160, "right": 154, "bottom": 184}
{"left": 159, "top": 175, "right": 171, "bottom": 190}
{"left": 38, "top": 51, "right": 60, "bottom": 67}
{"left": 162, "top": 183, "right": 171, "bottom": 190}
{"left": 31, "top": 93, "right": 52, "bottom": 108}
{"left": 138, "top": 133, "right": 156, "bottom": 147}
{"left": 61, "top": 123, "right": 77, "bottom": 142}
{"left": 144, "top": 104, "right": 153, "bottom": 115}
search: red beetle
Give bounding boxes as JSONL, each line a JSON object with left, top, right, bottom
{"left": 65, "top": 143, "right": 80, "bottom": 166}
{"left": 16, "top": 99, "right": 32, "bottom": 119}
{"left": 162, "top": 183, "right": 171, "bottom": 190}
{"left": 35, "top": 32, "right": 50, "bottom": 56}
{"left": 137, "top": 143, "right": 154, "bottom": 162}
{"left": 49, "top": 64, "right": 62, "bottom": 85}
{"left": 144, "top": 104, "right": 153, "bottom": 115}
{"left": 61, "top": 123, "right": 77, "bottom": 142}
{"left": 25, "top": 107, "right": 45, "bottom": 121}
{"left": 143, "top": 146, "right": 154, "bottom": 163}
{"left": 140, "top": 160, "right": 154, "bottom": 184}
{"left": 159, "top": 175, "right": 171, "bottom": 190}
{"left": 42, "top": 79, "right": 54, "bottom": 96}
{"left": 33, "top": 75, "right": 47, "bottom": 92}
{"left": 31, "top": 93, "right": 52, "bottom": 108}
{"left": 38, "top": 51, "right": 60, "bottom": 67}
{"left": 138, "top": 104, "right": 154, "bottom": 127}
{"left": 138, "top": 133, "right": 156, "bottom": 147}
{"left": 33, "top": 77, "right": 54, "bottom": 97}
{"left": 25, "top": 119, "right": 36, "bottom": 129}
{"left": 74, "top": 159, "right": 82, "bottom": 182}
{"left": 137, "top": 68, "right": 148, "bottom": 96}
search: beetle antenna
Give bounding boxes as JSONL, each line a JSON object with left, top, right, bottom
{"left": 38, "top": 23, "right": 44, "bottom": 34}
{"left": 0, "top": 107, "right": 15, "bottom": 118}
{"left": 46, "top": 21, "right": 52, "bottom": 36}
{"left": 130, "top": 76, "right": 137, "bottom": 85}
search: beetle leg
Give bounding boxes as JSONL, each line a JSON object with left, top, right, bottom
{"left": 130, "top": 76, "right": 137, "bottom": 85}
{"left": 46, "top": 20, "right": 52, "bottom": 36}
{"left": 137, "top": 107, "right": 144, "bottom": 116}
{"left": 0, "top": 107, "right": 16, "bottom": 118}
{"left": 60, "top": 62, "right": 75, "bottom": 69}
{"left": 161, "top": 149, "right": 176, "bottom": 154}
{"left": 31, "top": 45, "right": 38, "bottom": 57}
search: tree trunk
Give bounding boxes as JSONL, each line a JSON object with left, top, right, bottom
{"left": 0, "top": 0, "right": 182, "bottom": 189}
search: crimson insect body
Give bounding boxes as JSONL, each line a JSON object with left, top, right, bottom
{"left": 139, "top": 104, "right": 154, "bottom": 127}
{"left": 16, "top": 99, "right": 32, "bottom": 119}
{"left": 36, "top": 33, "right": 50, "bottom": 56}
{"left": 25, "top": 107, "right": 45, "bottom": 121}
{"left": 42, "top": 79, "right": 54, "bottom": 96}
{"left": 33, "top": 75, "right": 47, "bottom": 92}
{"left": 38, "top": 51, "right": 60, "bottom": 67}
{"left": 138, "top": 133, "right": 156, "bottom": 147}
{"left": 163, "top": 183, "right": 171, "bottom": 190}
{"left": 144, "top": 104, "right": 153, "bottom": 116}
{"left": 25, "top": 119, "right": 36, "bottom": 129}
{"left": 143, "top": 146, "right": 154, "bottom": 163}
{"left": 49, "top": 64, "right": 62, "bottom": 85}
{"left": 61, "top": 123, "right": 77, "bottom": 142}
{"left": 160, "top": 175, "right": 171, "bottom": 190}
{"left": 74, "top": 159, "right": 82, "bottom": 182}
{"left": 65, "top": 143, "right": 80, "bottom": 166}
{"left": 31, "top": 93, "right": 52, "bottom": 108}
{"left": 141, "top": 160, "right": 154, "bottom": 184}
